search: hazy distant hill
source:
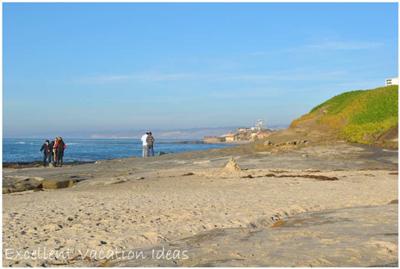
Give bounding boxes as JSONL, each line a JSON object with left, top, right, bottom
{"left": 290, "top": 85, "right": 398, "bottom": 148}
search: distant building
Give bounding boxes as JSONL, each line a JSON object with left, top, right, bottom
{"left": 238, "top": 128, "right": 251, "bottom": 133}
{"left": 224, "top": 133, "right": 236, "bottom": 142}
{"left": 385, "top": 77, "right": 399, "bottom": 86}
{"left": 203, "top": 120, "right": 271, "bottom": 143}
{"left": 255, "top": 119, "right": 264, "bottom": 131}
{"left": 255, "top": 130, "right": 272, "bottom": 139}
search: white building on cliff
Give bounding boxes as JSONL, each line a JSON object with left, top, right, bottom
{"left": 385, "top": 77, "right": 399, "bottom": 86}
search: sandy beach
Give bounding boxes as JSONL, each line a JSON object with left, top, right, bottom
{"left": 2, "top": 139, "right": 398, "bottom": 267}
{"left": 3, "top": 2, "right": 398, "bottom": 267}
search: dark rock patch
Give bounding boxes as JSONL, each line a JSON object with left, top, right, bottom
{"left": 262, "top": 173, "right": 338, "bottom": 181}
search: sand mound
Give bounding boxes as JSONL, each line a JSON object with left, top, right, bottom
{"left": 223, "top": 158, "right": 241, "bottom": 173}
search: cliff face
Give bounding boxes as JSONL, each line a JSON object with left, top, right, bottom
{"left": 290, "top": 85, "right": 398, "bottom": 149}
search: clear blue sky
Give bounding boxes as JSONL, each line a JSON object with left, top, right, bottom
{"left": 3, "top": 3, "right": 398, "bottom": 138}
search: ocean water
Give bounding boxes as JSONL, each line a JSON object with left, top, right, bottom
{"left": 2, "top": 138, "right": 232, "bottom": 163}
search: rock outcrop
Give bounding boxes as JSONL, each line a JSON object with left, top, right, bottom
{"left": 3, "top": 176, "right": 82, "bottom": 193}
{"left": 3, "top": 176, "right": 43, "bottom": 194}
{"left": 41, "top": 179, "right": 76, "bottom": 189}
{"left": 223, "top": 158, "right": 241, "bottom": 173}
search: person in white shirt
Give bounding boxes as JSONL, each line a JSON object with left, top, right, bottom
{"left": 141, "top": 132, "right": 149, "bottom": 158}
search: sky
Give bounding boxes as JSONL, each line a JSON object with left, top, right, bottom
{"left": 3, "top": 3, "right": 398, "bottom": 138}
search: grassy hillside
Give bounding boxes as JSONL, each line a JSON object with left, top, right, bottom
{"left": 291, "top": 85, "right": 398, "bottom": 147}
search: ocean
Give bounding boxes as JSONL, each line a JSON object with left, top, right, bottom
{"left": 2, "top": 138, "right": 232, "bottom": 163}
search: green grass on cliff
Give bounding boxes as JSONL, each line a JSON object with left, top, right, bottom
{"left": 294, "top": 85, "right": 398, "bottom": 145}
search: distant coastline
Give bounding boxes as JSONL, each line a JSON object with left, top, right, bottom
{"left": 157, "top": 140, "right": 204, "bottom": 144}
{"left": 2, "top": 138, "right": 234, "bottom": 164}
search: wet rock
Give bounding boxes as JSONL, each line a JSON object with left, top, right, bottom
{"left": 3, "top": 162, "right": 43, "bottom": 169}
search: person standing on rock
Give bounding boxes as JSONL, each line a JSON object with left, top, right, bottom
{"left": 146, "top": 132, "right": 155, "bottom": 157}
{"left": 53, "top": 137, "right": 59, "bottom": 166}
{"left": 49, "top": 139, "right": 55, "bottom": 165}
{"left": 141, "top": 132, "right": 149, "bottom": 158}
{"left": 40, "top": 140, "right": 51, "bottom": 166}
{"left": 56, "top": 137, "right": 66, "bottom": 167}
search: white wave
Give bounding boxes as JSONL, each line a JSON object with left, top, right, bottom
{"left": 15, "top": 142, "right": 26, "bottom": 144}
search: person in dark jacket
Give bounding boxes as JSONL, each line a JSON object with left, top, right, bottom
{"left": 55, "top": 137, "right": 66, "bottom": 167}
{"left": 40, "top": 140, "right": 51, "bottom": 166}
{"left": 48, "top": 140, "right": 55, "bottom": 165}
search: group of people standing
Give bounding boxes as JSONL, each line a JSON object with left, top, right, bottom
{"left": 39, "top": 133, "right": 154, "bottom": 165}
{"left": 40, "top": 137, "right": 67, "bottom": 167}
{"left": 141, "top": 131, "right": 155, "bottom": 158}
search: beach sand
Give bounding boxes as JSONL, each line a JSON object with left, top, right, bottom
{"left": 2, "top": 141, "right": 398, "bottom": 266}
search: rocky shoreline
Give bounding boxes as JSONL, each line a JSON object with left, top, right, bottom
{"left": 3, "top": 160, "right": 94, "bottom": 169}
{"left": 2, "top": 139, "right": 398, "bottom": 267}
